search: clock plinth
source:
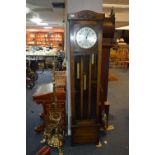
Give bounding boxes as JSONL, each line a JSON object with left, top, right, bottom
{"left": 71, "top": 120, "right": 100, "bottom": 144}
{"left": 68, "top": 10, "right": 115, "bottom": 145}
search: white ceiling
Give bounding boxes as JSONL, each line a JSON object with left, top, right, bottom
{"left": 104, "top": 0, "right": 128, "bottom": 5}
{"left": 26, "top": 0, "right": 129, "bottom": 29}
{"left": 26, "top": 0, "right": 65, "bottom": 29}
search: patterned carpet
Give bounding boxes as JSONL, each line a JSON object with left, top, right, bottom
{"left": 109, "top": 72, "right": 119, "bottom": 81}
{"left": 26, "top": 68, "right": 129, "bottom": 155}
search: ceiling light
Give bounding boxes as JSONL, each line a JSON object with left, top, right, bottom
{"left": 102, "top": 4, "right": 129, "bottom": 9}
{"left": 26, "top": 29, "right": 38, "bottom": 32}
{"left": 70, "top": 14, "right": 75, "bottom": 17}
{"left": 26, "top": 7, "right": 31, "bottom": 14}
{"left": 44, "top": 27, "right": 53, "bottom": 29}
{"left": 30, "top": 18, "right": 42, "bottom": 24}
{"left": 37, "top": 23, "right": 49, "bottom": 26}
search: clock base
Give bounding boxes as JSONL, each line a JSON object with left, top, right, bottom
{"left": 71, "top": 120, "right": 100, "bottom": 145}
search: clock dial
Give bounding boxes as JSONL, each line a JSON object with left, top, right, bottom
{"left": 76, "top": 27, "right": 97, "bottom": 49}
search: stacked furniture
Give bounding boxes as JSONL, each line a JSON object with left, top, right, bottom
{"left": 110, "top": 44, "right": 129, "bottom": 69}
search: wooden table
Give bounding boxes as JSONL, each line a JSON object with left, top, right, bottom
{"left": 33, "top": 82, "right": 66, "bottom": 133}
{"left": 33, "top": 83, "right": 53, "bottom": 133}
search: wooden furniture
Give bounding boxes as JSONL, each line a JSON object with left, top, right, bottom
{"left": 33, "top": 82, "right": 66, "bottom": 133}
{"left": 68, "top": 10, "right": 115, "bottom": 144}
{"left": 110, "top": 44, "right": 129, "bottom": 68}
{"left": 55, "top": 71, "right": 66, "bottom": 88}
{"left": 33, "top": 83, "right": 53, "bottom": 132}
{"left": 100, "top": 11, "right": 115, "bottom": 120}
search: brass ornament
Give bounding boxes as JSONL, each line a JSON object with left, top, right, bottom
{"left": 84, "top": 74, "right": 87, "bottom": 90}
{"left": 40, "top": 57, "right": 64, "bottom": 155}
{"left": 77, "top": 63, "right": 80, "bottom": 79}
{"left": 92, "top": 54, "right": 94, "bottom": 64}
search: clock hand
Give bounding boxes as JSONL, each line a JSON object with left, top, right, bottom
{"left": 86, "top": 32, "right": 89, "bottom": 39}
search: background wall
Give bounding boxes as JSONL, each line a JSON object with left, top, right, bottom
{"left": 67, "top": 0, "right": 103, "bottom": 13}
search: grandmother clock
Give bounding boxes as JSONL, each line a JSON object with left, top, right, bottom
{"left": 68, "top": 10, "right": 115, "bottom": 144}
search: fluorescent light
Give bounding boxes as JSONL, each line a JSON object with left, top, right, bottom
{"left": 102, "top": 4, "right": 129, "bottom": 9}
{"left": 116, "top": 26, "right": 129, "bottom": 30}
{"left": 26, "top": 29, "right": 38, "bottom": 32}
{"left": 44, "top": 27, "right": 53, "bottom": 29}
{"left": 30, "top": 18, "right": 42, "bottom": 24}
{"left": 37, "top": 23, "right": 48, "bottom": 26}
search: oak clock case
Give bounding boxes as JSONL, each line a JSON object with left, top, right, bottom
{"left": 68, "top": 10, "right": 115, "bottom": 145}
{"left": 68, "top": 10, "right": 103, "bottom": 145}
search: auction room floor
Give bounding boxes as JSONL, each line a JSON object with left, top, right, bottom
{"left": 26, "top": 68, "right": 129, "bottom": 155}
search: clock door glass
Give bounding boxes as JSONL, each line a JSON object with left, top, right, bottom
{"left": 76, "top": 27, "right": 97, "bottom": 49}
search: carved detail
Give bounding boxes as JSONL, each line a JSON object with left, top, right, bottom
{"left": 68, "top": 10, "right": 105, "bottom": 20}
{"left": 77, "top": 11, "right": 96, "bottom": 19}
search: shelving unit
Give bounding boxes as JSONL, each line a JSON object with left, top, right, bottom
{"left": 26, "top": 32, "right": 64, "bottom": 48}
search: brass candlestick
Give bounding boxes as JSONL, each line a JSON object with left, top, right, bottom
{"left": 41, "top": 57, "right": 64, "bottom": 155}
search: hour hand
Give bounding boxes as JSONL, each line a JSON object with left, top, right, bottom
{"left": 86, "top": 32, "right": 89, "bottom": 39}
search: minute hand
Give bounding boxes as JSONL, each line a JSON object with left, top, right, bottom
{"left": 86, "top": 32, "right": 89, "bottom": 39}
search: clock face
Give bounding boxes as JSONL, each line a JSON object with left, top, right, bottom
{"left": 76, "top": 27, "right": 97, "bottom": 49}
